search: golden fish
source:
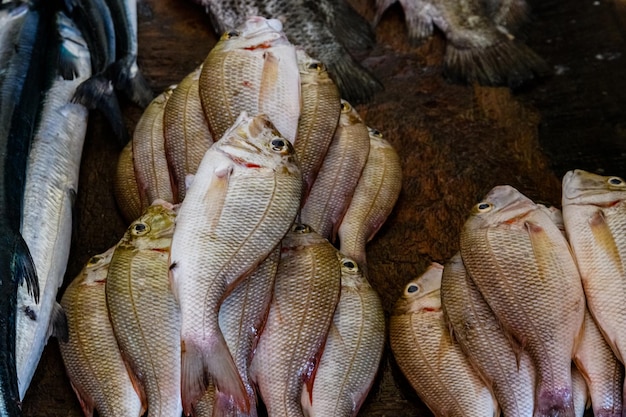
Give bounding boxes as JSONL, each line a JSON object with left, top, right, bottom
{"left": 199, "top": 17, "right": 300, "bottom": 143}
{"left": 441, "top": 252, "right": 535, "bottom": 417}
{"left": 249, "top": 224, "right": 341, "bottom": 417}
{"left": 460, "top": 185, "right": 585, "bottom": 417}
{"left": 301, "top": 256, "right": 384, "bottom": 417}
{"left": 337, "top": 127, "right": 402, "bottom": 273}
{"left": 59, "top": 246, "right": 145, "bottom": 417}
{"left": 163, "top": 65, "right": 213, "bottom": 203}
{"left": 389, "top": 263, "right": 498, "bottom": 417}
{"left": 105, "top": 201, "right": 181, "bottom": 417}
{"left": 300, "top": 99, "right": 370, "bottom": 241}
{"left": 114, "top": 140, "right": 144, "bottom": 224}
{"left": 169, "top": 113, "right": 302, "bottom": 414}
{"left": 293, "top": 48, "right": 340, "bottom": 200}
{"left": 132, "top": 87, "right": 176, "bottom": 207}
{"left": 562, "top": 170, "right": 626, "bottom": 366}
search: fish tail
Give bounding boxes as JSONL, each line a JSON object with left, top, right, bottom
{"left": 72, "top": 74, "right": 129, "bottom": 145}
{"left": 404, "top": 13, "right": 434, "bottom": 45}
{"left": 212, "top": 389, "right": 258, "bottom": 417}
{"left": 535, "top": 386, "right": 576, "bottom": 417}
{"left": 110, "top": 55, "right": 154, "bottom": 108}
{"left": 443, "top": 33, "right": 551, "bottom": 88}
{"left": 324, "top": 0, "right": 376, "bottom": 51}
{"left": 181, "top": 339, "right": 208, "bottom": 415}
{"left": 325, "top": 52, "right": 383, "bottom": 104}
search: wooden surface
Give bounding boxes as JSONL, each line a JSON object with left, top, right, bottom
{"left": 22, "top": 0, "right": 626, "bottom": 415}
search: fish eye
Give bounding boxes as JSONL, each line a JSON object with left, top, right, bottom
{"left": 341, "top": 258, "right": 358, "bottom": 272}
{"left": 368, "top": 128, "right": 382, "bottom": 138}
{"left": 222, "top": 30, "right": 240, "bottom": 40}
{"left": 475, "top": 202, "right": 493, "bottom": 213}
{"left": 293, "top": 223, "right": 310, "bottom": 233}
{"left": 608, "top": 177, "right": 625, "bottom": 186}
{"left": 87, "top": 255, "right": 102, "bottom": 266}
{"left": 308, "top": 62, "right": 324, "bottom": 72}
{"left": 270, "top": 138, "right": 290, "bottom": 154}
{"left": 131, "top": 222, "right": 150, "bottom": 236}
{"left": 406, "top": 284, "right": 419, "bottom": 294}
{"left": 340, "top": 101, "right": 351, "bottom": 113}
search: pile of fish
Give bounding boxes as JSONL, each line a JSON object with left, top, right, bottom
{"left": 0, "top": 0, "right": 153, "bottom": 413}
{"left": 59, "top": 16, "right": 401, "bottom": 417}
{"left": 390, "top": 169, "right": 626, "bottom": 417}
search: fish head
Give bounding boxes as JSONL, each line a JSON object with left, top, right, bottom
{"left": 338, "top": 255, "right": 368, "bottom": 289}
{"left": 297, "top": 48, "right": 330, "bottom": 80}
{"left": 562, "top": 169, "right": 626, "bottom": 207}
{"left": 80, "top": 245, "right": 116, "bottom": 286}
{"left": 217, "top": 16, "right": 290, "bottom": 52}
{"left": 393, "top": 263, "right": 443, "bottom": 315}
{"left": 338, "top": 99, "right": 365, "bottom": 127}
{"left": 123, "top": 202, "right": 177, "bottom": 251}
{"left": 466, "top": 185, "right": 537, "bottom": 228}
{"left": 216, "top": 113, "right": 301, "bottom": 177}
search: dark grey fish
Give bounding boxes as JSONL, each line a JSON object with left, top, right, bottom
{"left": 374, "top": 0, "right": 549, "bottom": 87}
{"left": 104, "top": 0, "right": 154, "bottom": 107}
{"left": 192, "top": 0, "right": 382, "bottom": 103}
{"left": 0, "top": 2, "right": 48, "bottom": 414}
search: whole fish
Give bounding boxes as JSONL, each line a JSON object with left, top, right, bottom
{"left": 572, "top": 308, "right": 623, "bottom": 417}
{"left": 132, "top": 86, "right": 176, "bottom": 207}
{"left": 300, "top": 99, "right": 370, "bottom": 241}
{"left": 0, "top": 3, "right": 48, "bottom": 413}
{"left": 59, "top": 246, "right": 145, "bottom": 417}
{"left": 374, "top": 0, "right": 549, "bottom": 87}
{"left": 301, "top": 256, "right": 385, "bottom": 417}
{"left": 440, "top": 252, "right": 535, "bottom": 417}
{"left": 104, "top": 0, "right": 154, "bottom": 107}
{"left": 199, "top": 16, "right": 301, "bottom": 144}
{"left": 16, "top": 11, "right": 91, "bottom": 400}
{"left": 460, "top": 185, "right": 585, "bottom": 417}
{"left": 192, "top": 0, "right": 382, "bottom": 103}
{"left": 208, "top": 246, "right": 280, "bottom": 417}
{"left": 337, "top": 127, "right": 402, "bottom": 274}
{"left": 114, "top": 140, "right": 144, "bottom": 224}
{"left": 293, "top": 49, "right": 340, "bottom": 202}
{"left": 561, "top": 170, "right": 626, "bottom": 367}
{"left": 163, "top": 65, "right": 213, "bottom": 203}
{"left": 249, "top": 224, "right": 341, "bottom": 417}
{"left": 106, "top": 201, "right": 182, "bottom": 417}
{"left": 389, "top": 263, "right": 499, "bottom": 417}
{"left": 169, "top": 113, "right": 302, "bottom": 414}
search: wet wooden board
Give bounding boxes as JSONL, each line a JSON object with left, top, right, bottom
{"left": 22, "top": 0, "right": 626, "bottom": 415}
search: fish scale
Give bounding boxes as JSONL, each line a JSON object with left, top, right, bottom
{"left": 460, "top": 185, "right": 585, "bottom": 417}
{"left": 389, "top": 263, "right": 499, "bottom": 417}
{"left": 249, "top": 224, "right": 341, "bottom": 417}
{"left": 114, "top": 140, "right": 144, "bottom": 223}
{"left": 301, "top": 257, "right": 385, "bottom": 417}
{"left": 59, "top": 246, "right": 144, "bottom": 417}
{"left": 169, "top": 113, "right": 302, "bottom": 414}
{"left": 105, "top": 203, "right": 181, "bottom": 417}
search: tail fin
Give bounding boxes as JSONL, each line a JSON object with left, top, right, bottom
{"left": 110, "top": 55, "right": 154, "bottom": 109}
{"left": 326, "top": 52, "right": 383, "bottom": 104}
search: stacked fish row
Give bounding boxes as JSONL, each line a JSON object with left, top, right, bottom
{"left": 390, "top": 170, "right": 626, "bottom": 417}
{"left": 59, "top": 16, "right": 402, "bottom": 417}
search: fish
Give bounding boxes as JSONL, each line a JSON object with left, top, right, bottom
{"left": 192, "top": 0, "right": 382, "bottom": 103}
{"left": 389, "top": 263, "right": 499, "bottom": 417}
{"left": 293, "top": 49, "right": 341, "bottom": 201}
{"left": 163, "top": 65, "right": 213, "bottom": 203}
{"left": 571, "top": 365, "right": 589, "bottom": 417}
{"left": 59, "top": 246, "right": 145, "bottom": 417}
{"left": 199, "top": 16, "right": 301, "bottom": 144}
{"left": 249, "top": 223, "right": 341, "bottom": 417}
{"left": 0, "top": 2, "right": 49, "bottom": 413}
{"left": 114, "top": 140, "right": 144, "bottom": 224}
{"left": 169, "top": 112, "right": 302, "bottom": 414}
{"left": 300, "top": 99, "right": 370, "bottom": 241}
{"left": 374, "top": 0, "right": 549, "bottom": 87}
{"left": 460, "top": 185, "right": 585, "bottom": 417}
{"left": 337, "top": 127, "right": 402, "bottom": 275}
{"left": 561, "top": 170, "right": 626, "bottom": 365}
{"left": 104, "top": 0, "right": 154, "bottom": 107}
{"left": 105, "top": 201, "right": 182, "bottom": 417}
{"left": 301, "top": 256, "right": 385, "bottom": 417}
{"left": 572, "top": 308, "right": 623, "bottom": 417}
{"left": 16, "top": 11, "right": 91, "bottom": 400}
{"left": 208, "top": 246, "right": 280, "bottom": 417}
{"left": 132, "top": 86, "right": 176, "bottom": 207}
{"left": 0, "top": 4, "right": 28, "bottom": 90}
{"left": 63, "top": 0, "right": 128, "bottom": 144}
{"left": 440, "top": 252, "right": 535, "bottom": 417}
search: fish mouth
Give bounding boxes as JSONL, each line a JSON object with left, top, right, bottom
{"left": 240, "top": 17, "right": 285, "bottom": 48}
{"left": 562, "top": 169, "right": 614, "bottom": 202}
